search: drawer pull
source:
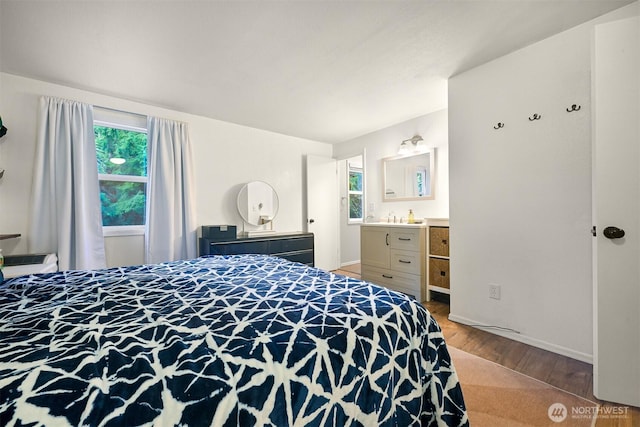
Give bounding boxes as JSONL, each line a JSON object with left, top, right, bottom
{"left": 398, "top": 237, "right": 411, "bottom": 241}
{"left": 442, "top": 239, "right": 447, "bottom": 244}
{"left": 440, "top": 271, "right": 447, "bottom": 277}
{"left": 382, "top": 274, "right": 393, "bottom": 279}
{"left": 399, "top": 260, "right": 411, "bottom": 264}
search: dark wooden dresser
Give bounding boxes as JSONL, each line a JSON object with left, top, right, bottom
{"left": 199, "top": 232, "right": 314, "bottom": 266}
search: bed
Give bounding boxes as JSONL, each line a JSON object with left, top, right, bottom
{"left": 0, "top": 254, "right": 467, "bottom": 426}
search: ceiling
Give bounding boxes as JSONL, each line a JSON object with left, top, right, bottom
{"left": 0, "top": 0, "right": 634, "bottom": 143}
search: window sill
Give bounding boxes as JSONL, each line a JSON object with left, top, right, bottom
{"left": 103, "top": 226, "right": 145, "bottom": 237}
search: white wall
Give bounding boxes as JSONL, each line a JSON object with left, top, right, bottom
{"left": 334, "top": 109, "right": 449, "bottom": 265}
{"left": 0, "top": 73, "right": 332, "bottom": 265}
{"left": 448, "top": 3, "right": 638, "bottom": 362}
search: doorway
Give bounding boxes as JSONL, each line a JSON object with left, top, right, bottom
{"left": 338, "top": 153, "right": 365, "bottom": 268}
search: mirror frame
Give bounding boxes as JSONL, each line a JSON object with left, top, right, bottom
{"left": 237, "top": 181, "right": 279, "bottom": 226}
{"left": 382, "top": 148, "right": 435, "bottom": 202}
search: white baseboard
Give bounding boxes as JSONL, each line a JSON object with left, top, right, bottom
{"left": 340, "top": 260, "right": 360, "bottom": 268}
{"left": 447, "top": 313, "right": 593, "bottom": 364}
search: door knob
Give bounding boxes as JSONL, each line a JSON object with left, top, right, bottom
{"left": 308, "top": 219, "right": 315, "bottom": 224}
{"left": 603, "top": 226, "right": 625, "bottom": 239}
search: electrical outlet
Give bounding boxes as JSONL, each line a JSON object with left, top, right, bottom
{"left": 489, "top": 284, "right": 501, "bottom": 300}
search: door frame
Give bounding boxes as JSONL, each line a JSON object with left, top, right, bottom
{"left": 337, "top": 150, "right": 367, "bottom": 268}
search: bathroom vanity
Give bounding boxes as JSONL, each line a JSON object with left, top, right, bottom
{"left": 360, "top": 219, "right": 449, "bottom": 302}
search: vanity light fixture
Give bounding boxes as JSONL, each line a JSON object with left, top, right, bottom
{"left": 398, "top": 135, "right": 425, "bottom": 155}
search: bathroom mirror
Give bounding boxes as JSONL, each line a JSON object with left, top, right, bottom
{"left": 383, "top": 149, "right": 435, "bottom": 201}
{"left": 237, "top": 181, "right": 279, "bottom": 226}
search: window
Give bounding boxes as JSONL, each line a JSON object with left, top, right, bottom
{"left": 348, "top": 162, "right": 363, "bottom": 223}
{"left": 416, "top": 167, "right": 427, "bottom": 197}
{"left": 94, "top": 121, "right": 148, "bottom": 230}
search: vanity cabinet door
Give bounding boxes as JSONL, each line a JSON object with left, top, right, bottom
{"left": 361, "top": 226, "right": 390, "bottom": 269}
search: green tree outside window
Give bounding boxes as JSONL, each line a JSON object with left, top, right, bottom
{"left": 348, "top": 168, "right": 363, "bottom": 221}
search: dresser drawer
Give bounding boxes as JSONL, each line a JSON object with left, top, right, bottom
{"left": 362, "top": 266, "right": 422, "bottom": 300}
{"left": 389, "top": 229, "right": 422, "bottom": 251}
{"left": 279, "top": 250, "right": 314, "bottom": 266}
{"left": 206, "top": 240, "right": 269, "bottom": 255}
{"left": 390, "top": 249, "right": 421, "bottom": 275}
{"left": 429, "top": 257, "right": 450, "bottom": 289}
{"left": 269, "top": 236, "right": 313, "bottom": 253}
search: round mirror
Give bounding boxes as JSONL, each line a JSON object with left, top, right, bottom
{"left": 237, "top": 181, "right": 279, "bottom": 226}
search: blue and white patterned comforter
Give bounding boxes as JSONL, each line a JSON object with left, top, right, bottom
{"left": 0, "top": 255, "right": 467, "bottom": 426}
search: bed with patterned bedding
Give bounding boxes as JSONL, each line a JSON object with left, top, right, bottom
{"left": 0, "top": 254, "right": 467, "bottom": 426}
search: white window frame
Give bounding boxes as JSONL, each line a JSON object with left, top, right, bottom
{"left": 94, "top": 119, "right": 148, "bottom": 237}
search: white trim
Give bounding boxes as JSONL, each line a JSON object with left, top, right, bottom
{"left": 98, "top": 174, "right": 147, "bottom": 183}
{"left": 103, "top": 225, "right": 145, "bottom": 237}
{"left": 340, "top": 260, "right": 361, "bottom": 267}
{"left": 94, "top": 120, "right": 147, "bottom": 134}
{"left": 447, "top": 313, "right": 593, "bottom": 364}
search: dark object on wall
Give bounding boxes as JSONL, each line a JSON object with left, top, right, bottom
{"left": 0, "top": 116, "right": 6, "bottom": 138}
{"left": 201, "top": 225, "right": 237, "bottom": 241}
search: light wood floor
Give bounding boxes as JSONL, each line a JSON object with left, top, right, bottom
{"left": 333, "top": 264, "right": 639, "bottom": 427}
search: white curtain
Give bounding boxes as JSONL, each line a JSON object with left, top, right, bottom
{"left": 145, "top": 117, "right": 196, "bottom": 263}
{"left": 29, "top": 97, "right": 106, "bottom": 271}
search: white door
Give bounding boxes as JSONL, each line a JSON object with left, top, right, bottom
{"left": 306, "top": 155, "right": 339, "bottom": 271}
{"left": 593, "top": 16, "right": 640, "bottom": 407}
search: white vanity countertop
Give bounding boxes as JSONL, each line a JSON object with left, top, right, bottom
{"left": 361, "top": 222, "right": 426, "bottom": 228}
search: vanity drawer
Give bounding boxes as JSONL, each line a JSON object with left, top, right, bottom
{"left": 429, "top": 227, "right": 450, "bottom": 257}
{"left": 429, "top": 257, "right": 450, "bottom": 289}
{"left": 362, "top": 266, "right": 422, "bottom": 300}
{"left": 389, "top": 229, "right": 421, "bottom": 251}
{"left": 390, "top": 249, "right": 421, "bottom": 275}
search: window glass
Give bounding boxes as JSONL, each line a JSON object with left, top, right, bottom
{"left": 99, "top": 180, "right": 146, "bottom": 226}
{"left": 349, "top": 193, "right": 363, "bottom": 220}
{"left": 95, "top": 126, "right": 147, "bottom": 176}
{"left": 349, "top": 170, "right": 362, "bottom": 192}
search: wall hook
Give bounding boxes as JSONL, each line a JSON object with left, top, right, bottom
{"left": 493, "top": 122, "right": 504, "bottom": 130}
{"left": 566, "top": 104, "right": 581, "bottom": 112}
{"left": 528, "top": 113, "right": 542, "bottom": 121}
